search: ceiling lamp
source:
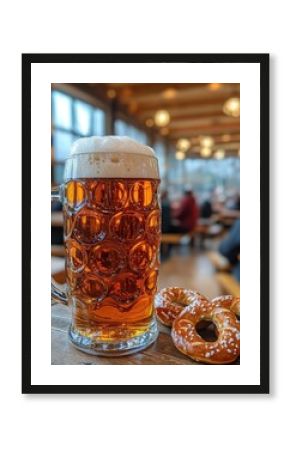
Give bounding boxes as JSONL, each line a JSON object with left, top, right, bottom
{"left": 208, "top": 83, "right": 221, "bottom": 91}
{"left": 176, "top": 138, "right": 191, "bottom": 152}
{"left": 175, "top": 151, "right": 186, "bottom": 160}
{"left": 107, "top": 89, "right": 116, "bottom": 99}
{"left": 154, "top": 110, "right": 170, "bottom": 127}
{"left": 199, "top": 136, "right": 214, "bottom": 148}
{"left": 200, "top": 147, "right": 212, "bottom": 158}
{"left": 145, "top": 118, "right": 154, "bottom": 128}
{"left": 162, "top": 88, "right": 177, "bottom": 99}
{"left": 214, "top": 149, "right": 225, "bottom": 160}
{"left": 223, "top": 97, "right": 240, "bottom": 117}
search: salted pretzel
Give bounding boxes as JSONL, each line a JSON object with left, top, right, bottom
{"left": 155, "top": 287, "right": 205, "bottom": 327}
{"left": 211, "top": 295, "right": 240, "bottom": 318}
{"left": 172, "top": 298, "right": 240, "bottom": 364}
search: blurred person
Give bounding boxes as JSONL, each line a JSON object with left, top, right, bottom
{"left": 200, "top": 195, "right": 213, "bottom": 219}
{"left": 161, "top": 190, "right": 172, "bottom": 233}
{"left": 171, "top": 190, "right": 199, "bottom": 233}
{"left": 225, "top": 193, "right": 240, "bottom": 211}
{"left": 219, "top": 218, "right": 240, "bottom": 282}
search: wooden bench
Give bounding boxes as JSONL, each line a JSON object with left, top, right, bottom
{"left": 207, "top": 251, "right": 239, "bottom": 296}
{"left": 207, "top": 251, "right": 231, "bottom": 272}
{"left": 216, "top": 273, "right": 240, "bottom": 297}
{"left": 51, "top": 211, "right": 63, "bottom": 227}
{"left": 161, "top": 233, "right": 192, "bottom": 257}
{"left": 161, "top": 233, "right": 192, "bottom": 245}
{"left": 195, "top": 222, "right": 224, "bottom": 248}
{"left": 51, "top": 245, "right": 65, "bottom": 257}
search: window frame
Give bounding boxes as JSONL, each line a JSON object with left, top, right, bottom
{"left": 51, "top": 84, "right": 109, "bottom": 184}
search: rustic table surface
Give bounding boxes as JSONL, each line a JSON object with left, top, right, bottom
{"left": 51, "top": 303, "right": 239, "bottom": 365}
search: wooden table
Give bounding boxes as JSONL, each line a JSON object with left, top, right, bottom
{"left": 52, "top": 303, "right": 239, "bottom": 365}
{"left": 51, "top": 211, "right": 63, "bottom": 227}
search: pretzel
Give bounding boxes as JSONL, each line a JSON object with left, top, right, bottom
{"left": 171, "top": 298, "right": 240, "bottom": 364}
{"left": 155, "top": 287, "right": 205, "bottom": 327}
{"left": 211, "top": 295, "right": 240, "bottom": 318}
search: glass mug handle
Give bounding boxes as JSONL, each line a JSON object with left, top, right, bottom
{"left": 51, "top": 185, "right": 68, "bottom": 306}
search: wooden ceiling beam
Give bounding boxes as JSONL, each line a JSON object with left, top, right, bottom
{"left": 128, "top": 84, "right": 239, "bottom": 104}
{"left": 135, "top": 95, "right": 239, "bottom": 112}
{"left": 214, "top": 142, "right": 240, "bottom": 150}
{"left": 170, "top": 124, "right": 240, "bottom": 138}
{"left": 188, "top": 144, "right": 240, "bottom": 157}
{"left": 140, "top": 107, "right": 225, "bottom": 121}
{"left": 169, "top": 116, "right": 239, "bottom": 130}
{"left": 190, "top": 134, "right": 240, "bottom": 145}
{"left": 187, "top": 149, "right": 239, "bottom": 159}
{"left": 105, "top": 83, "right": 237, "bottom": 96}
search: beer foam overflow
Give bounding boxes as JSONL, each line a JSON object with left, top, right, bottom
{"left": 66, "top": 136, "right": 159, "bottom": 180}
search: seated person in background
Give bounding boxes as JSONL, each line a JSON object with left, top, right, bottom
{"left": 161, "top": 190, "right": 172, "bottom": 233}
{"left": 219, "top": 218, "right": 240, "bottom": 282}
{"left": 200, "top": 198, "right": 213, "bottom": 219}
{"left": 171, "top": 190, "right": 199, "bottom": 233}
{"left": 225, "top": 193, "right": 240, "bottom": 211}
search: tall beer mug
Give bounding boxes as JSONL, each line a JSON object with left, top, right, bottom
{"left": 51, "top": 136, "right": 161, "bottom": 355}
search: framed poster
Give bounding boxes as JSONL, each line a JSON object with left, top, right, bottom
{"left": 22, "top": 53, "right": 269, "bottom": 394}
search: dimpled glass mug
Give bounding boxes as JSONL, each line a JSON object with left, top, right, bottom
{"left": 51, "top": 136, "right": 161, "bottom": 355}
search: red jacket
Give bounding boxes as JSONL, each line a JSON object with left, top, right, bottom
{"left": 175, "top": 195, "right": 199, "bottom": 232}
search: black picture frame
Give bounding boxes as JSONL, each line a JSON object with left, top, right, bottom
{"left": 22, "top": 53, "right": 269, "bottom": 394}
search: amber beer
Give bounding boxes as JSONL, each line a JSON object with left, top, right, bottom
{"left": 60, "top": 137, "right": 160, "bottom": 355}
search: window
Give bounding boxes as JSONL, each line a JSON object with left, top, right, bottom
{"left": 74, "top": 100, "right": 93, "bottom": 136}
{"left": 115, "top": 119, "right": 147, "bottom": 145}
{"left": 93, "top": 109, "right": 106, "bottom": 135}
{"left": 167, "top": 156, "right": 240, "bottom": 201}
{"left": 53, "top": 130, "right": 74, "bottom": 162}
{"left": 53, "top": 163, "right": 66, "bottom": 185}
{"left": 52, "top": 91, "right": 73, "bottom": 130}
{"left": 51, "top": 90, "right": 106, "bottom": 183}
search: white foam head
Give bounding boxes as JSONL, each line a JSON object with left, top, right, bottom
{"left": 65, "top": 136, "right": 159, "bottom": 180}
{"left": 71, "top": 136, "right": 155, "bottom": 157}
